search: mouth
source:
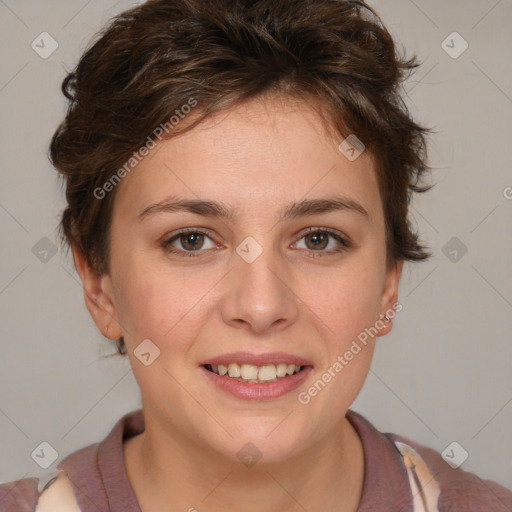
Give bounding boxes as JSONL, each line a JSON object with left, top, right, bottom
{"left": 202, "top": 362, "right": 306, "bottom": 384}
{"left": 199, "top": 352, "right": 314, "bottom": 400}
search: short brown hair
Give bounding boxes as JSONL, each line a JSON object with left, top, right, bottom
{"left": 50, "top": 0, "right": 433, "bottom": 356}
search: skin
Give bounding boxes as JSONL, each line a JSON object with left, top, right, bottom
{"left": 73, "top": 93, "right": 403, "bottom": 512}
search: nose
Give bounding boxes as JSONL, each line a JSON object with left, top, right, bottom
{"left": 220, "top": 239, "right": 299, "bottom": 335}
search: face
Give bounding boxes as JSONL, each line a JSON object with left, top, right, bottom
{"left": 77, "top": 94, "right": 402, "bottom": 464}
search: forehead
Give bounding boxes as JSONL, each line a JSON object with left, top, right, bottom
{"left": 112, "top": 95, "right": 382, "bottom": 224}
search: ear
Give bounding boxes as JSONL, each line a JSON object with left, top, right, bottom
{"left": 377, "top": 259, "right": 404, "bottom": 337}
{"left": 71, "top": 244, "right": 123, "bottom": 340}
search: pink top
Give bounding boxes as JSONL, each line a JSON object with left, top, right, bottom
{"left": 2, "top": 409, "right": 511, "bottom": 511}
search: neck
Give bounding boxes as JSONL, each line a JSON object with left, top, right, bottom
{"left": 124, "top": 412, "right": 364, "bottom": 512}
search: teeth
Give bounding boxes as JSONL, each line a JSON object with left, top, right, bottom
{"left": 276, "top": 363, "right": 288, "bottom": 377}
{"left": 258, "top": 365, "right": 276, "bottom": 381}
{"left": 206, "top": 363, "right": 303, "bottom": 383}
{"left": 228, "top": 363, "right": 241, "bottom": 378}
{"left": 241, "top": 364, "right": 259, "bottom": 380}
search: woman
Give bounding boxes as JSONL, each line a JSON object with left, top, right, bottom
{"left": 1, "top": 0, "right": 511, "bottom": 511}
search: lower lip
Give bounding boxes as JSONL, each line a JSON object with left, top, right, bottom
{"left": 199, "top": 365, "right": 313, "bottom": 401}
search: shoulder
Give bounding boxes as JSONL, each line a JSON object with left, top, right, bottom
{"left": 0, "top": 410, "right": 143, "bottom": 512}
{"left": 387, "top": 432, "right": 512, "bottom": 511}
{"left": 32, "top": 471, "right": 81, "bottom": 512}
{"left": 0, "top": 471, "right": 81, "bottom": 512}
{"left": 0, "top": 476, "right": 39, "bottom": 512}
{"left": 0, "top": 442, "right": 101, "bottom": 512}
{"left": 1, "top": 443, "right": 103, "bottom": 512}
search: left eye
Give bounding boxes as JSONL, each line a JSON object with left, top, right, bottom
{"left": 294, "top": 229, "right": 349, "bottom": 252}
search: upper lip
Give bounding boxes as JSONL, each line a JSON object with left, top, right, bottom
{"left": 200, "top": 352, "right": 314, "bottom": 367}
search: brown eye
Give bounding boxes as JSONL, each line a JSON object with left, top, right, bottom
{"left": 304, "top": 232, "right": 329, "bottom": 251}
{"left": 179, "top": 232, "right": 206, "bottom": 251}
{"left": 294, "top": 229, "right": 350, "bottom": 255}
{"left": 162, "top": 229, "right": 217, "bottom": 257}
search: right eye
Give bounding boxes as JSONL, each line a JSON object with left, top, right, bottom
{"left": 161, "top": 229, "right": 218, "bottom": 257}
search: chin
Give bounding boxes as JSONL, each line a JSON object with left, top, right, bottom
{"left": 204, "top": 420, "right": 311, "bottom": 466}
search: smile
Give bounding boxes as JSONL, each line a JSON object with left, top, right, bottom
{"left": 200, "top": 363, "right": 312, "bottom": 400}
{"left": 204, "top": 363, "right": 303, "bottom": 383}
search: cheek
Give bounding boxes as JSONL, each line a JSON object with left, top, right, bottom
{"left": 301, "top": 260, "right": 384, "bottom": 348}
{"left": 111, "top": 252, "right": 216, "bottom": 348}
{"left": 297, "top": 269, "right": 381, "bottom": 419}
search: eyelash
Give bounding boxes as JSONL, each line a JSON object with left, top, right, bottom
{"left": 161, "top": 227, "right": 351, "bottom": 259}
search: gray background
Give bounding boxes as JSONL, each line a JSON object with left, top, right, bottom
{"left": 1, "top": 0, "right": 511, "bottom": 492}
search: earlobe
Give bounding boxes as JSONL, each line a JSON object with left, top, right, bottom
{"left": 71, "top": 244, "right": 123, "bottom": 340}
{"left": 378, "top": 260, "right": 404, "bottom": 336}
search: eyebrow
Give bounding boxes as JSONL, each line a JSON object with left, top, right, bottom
{"left": 137, "top": 195, "right": 369, "bottom": 223}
